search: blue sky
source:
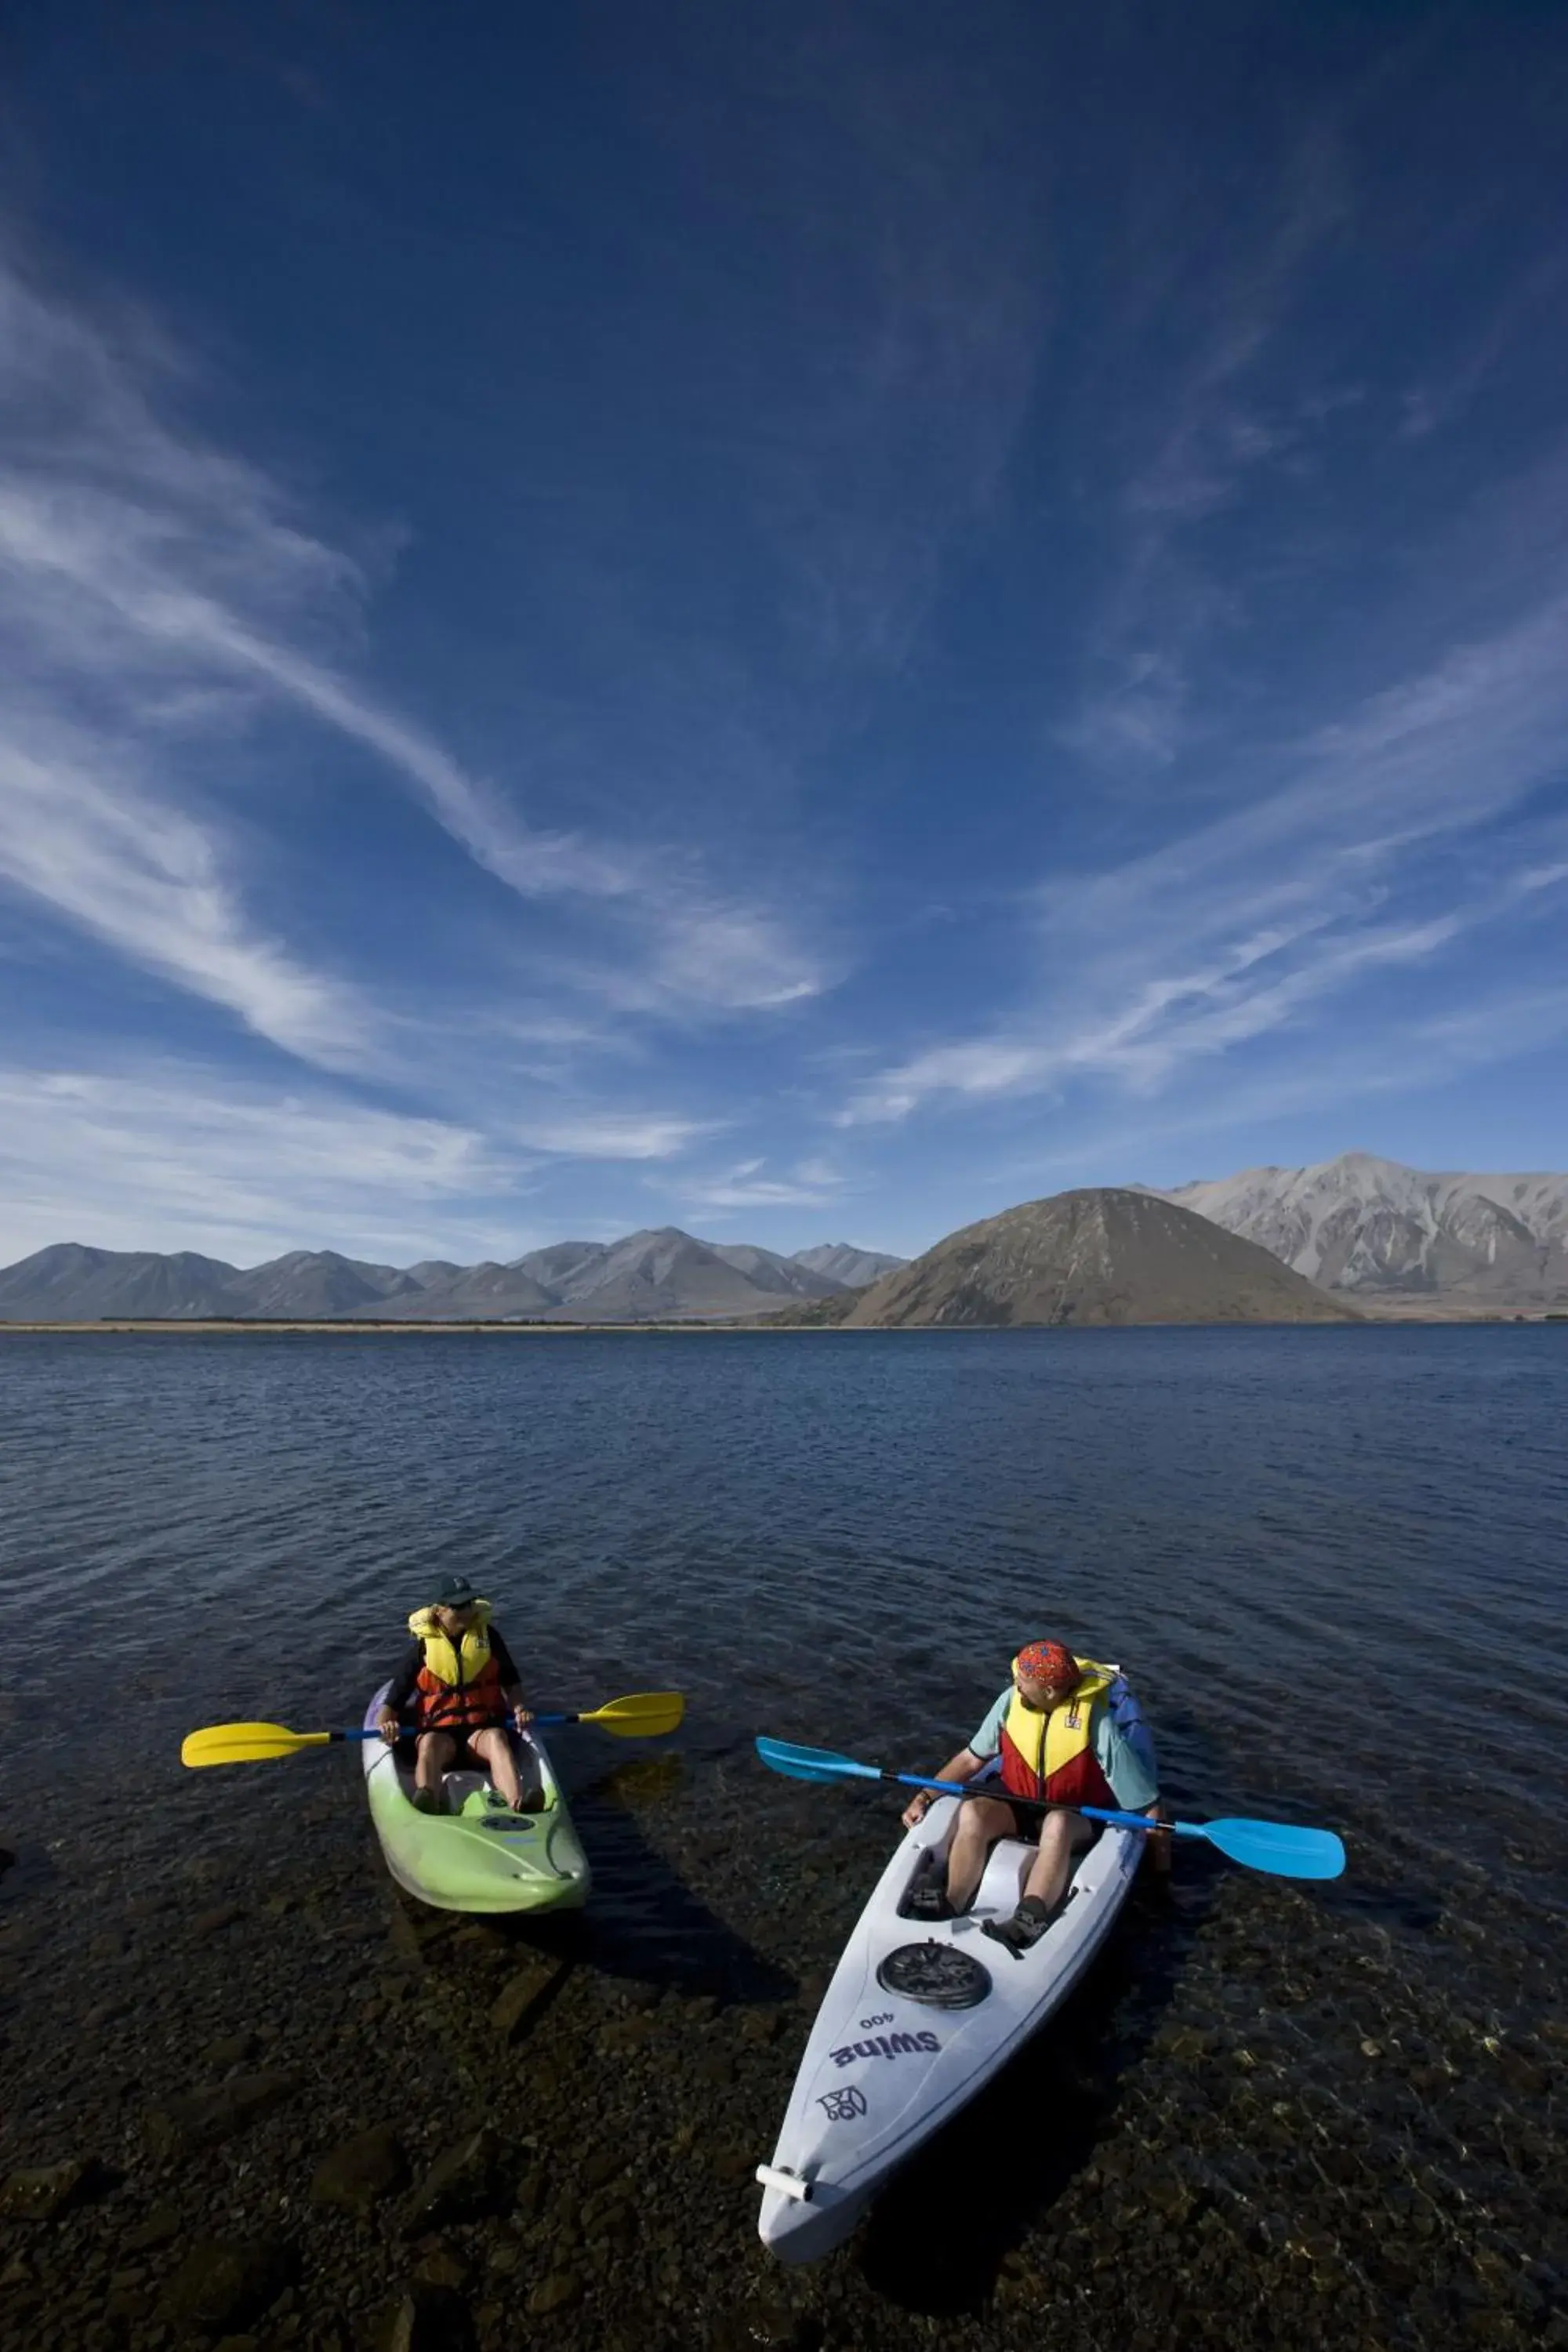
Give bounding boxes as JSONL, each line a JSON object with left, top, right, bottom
{"left": 2, "top": 1, "right": 1566, "bottom": 1267}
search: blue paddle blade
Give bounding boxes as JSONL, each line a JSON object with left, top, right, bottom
{"left": 755, "top": 1735, "right": 880, "bottom": 1784}
{"left": 1200, "top": 1817, "right": 1345, "bottom": 1879}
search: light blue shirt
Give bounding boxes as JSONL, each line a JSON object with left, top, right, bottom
{"left": 968, "top": 1683, "right": 1159, "bottom": 1812}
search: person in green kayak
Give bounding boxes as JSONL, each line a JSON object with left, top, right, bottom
{"left": 376, "top": 1573, "right": 539, "bottom": 1814}
{"left": 900, "top": 1639, "right": 1166, "bottom": 1952}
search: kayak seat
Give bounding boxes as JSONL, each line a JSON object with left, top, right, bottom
{"left": 975, "top": 1837, "right": 1037, "bottom": 1917}
{"left": 445, "top": 1757, "right": 546, "bottom": 1817}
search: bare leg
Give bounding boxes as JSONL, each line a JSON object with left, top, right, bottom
{"left": 414, "top": 1731, "right": 456, "bottom": 1809}
{"left": 942, "top": 1796, "right": 1018, "bottom": 1911}
{"left": 469, "top": 1725, "right": 524, "bottom": 1810}
{"left": 1022, "top": 1810, "right": 1087, "bottom": 1911}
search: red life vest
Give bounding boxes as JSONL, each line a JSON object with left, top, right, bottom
{"left": 998, "top": 1658, "right": 1119, "bottom": 1812}
{"left": 406, "top": 1603, "right": 506, "bottom": 1734}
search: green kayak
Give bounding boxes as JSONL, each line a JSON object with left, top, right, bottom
{"left": 361, "top": 1683, "right": 591, "bottom": 1915}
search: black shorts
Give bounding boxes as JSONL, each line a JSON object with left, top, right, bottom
{"left": 415, "top": 1725, "right": 511, "bottom": 1769}
{"left": 956, "top": 1788, "right": 1039, "bottom": 1839}
{"left": 980, "top": 1795, "right": 1093, "bottom": 1845}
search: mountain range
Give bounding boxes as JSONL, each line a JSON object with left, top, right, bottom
{"left": 1150, "top": 1153, "right": 1568, "bottom": 1311}
{"left": 0, "top": 1232, "right": 906, "bottom": 1323}
{"left": 3, "top": 1153, "right": 1563, "bottom": 1324}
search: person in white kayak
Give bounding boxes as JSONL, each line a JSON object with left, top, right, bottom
{"left": 375, "top": 1573, "right": 539, "bottom": 1814}
{"left": 901, "top": 1639, "right": 1167, "bottom": 1952}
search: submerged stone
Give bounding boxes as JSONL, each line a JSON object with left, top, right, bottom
{"left": 201, "top": 2031, "right": 262, "bottom": 2069}
{"left": 124, "top": 2203, "right": 183, "bottom": 2252}
{"left": 489, "top": 1958, "right": 558, "bottom": 2042}
{"left": 144, "top": 2068, "right": 302, "bottom": 2156}
{"left": 310, "top": 2125, "right": 409, "bottom": 2216}
{"left": 526, "top": 2271, "right": 580, "bottom": 2315}
{"left": 155, "top": 2236, "right": 293, "bottom": 2332}
{"left": 381, "top": 2285, "right": 477, "bottom": 2351}
{"left": 411, "top": 2247, "right": 466, "bottom": 2292}
{"left": 0, "top": 2161, "right": 94, "bottom": 2222}
{"left": 398, "top": 2129, "right": 503, "bottom": 2234}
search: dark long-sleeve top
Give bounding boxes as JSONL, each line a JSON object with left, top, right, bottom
{"left": 385, "top": 1626, "right": 522, "bottom": 1716}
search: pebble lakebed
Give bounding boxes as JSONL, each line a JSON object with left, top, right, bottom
{"left": 1, "top": 1326, "right": 1563, "bottom": 2350}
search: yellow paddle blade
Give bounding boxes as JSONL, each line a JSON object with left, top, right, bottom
{"left": 180, "top": 1722, "right": 332, "bottom": 1768}
{"left": 576, "top": 1691, "right": 684, "bottom": 1739}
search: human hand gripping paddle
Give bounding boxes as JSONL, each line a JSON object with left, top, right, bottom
{"left": 181, "top": 1692, "right": 684, "bottom": 1768}
{"left": 753, "top": 1735, "right": 1345, "bottom": 1881}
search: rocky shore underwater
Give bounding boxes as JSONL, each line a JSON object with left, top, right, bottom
{"left": 2, "top": 1726, "right": 1563, "bottom": 2352}
{"left": 3, "top": 1323, "right": 1564, "bottom": 2349}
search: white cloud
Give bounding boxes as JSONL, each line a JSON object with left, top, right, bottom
{"left": 644, "top": 906, "right": 823, "bottom": 1011}
{"left": 0, "top": 240, "right": 832, "bottom": 1058}
{"left": 671, "top": 1152, "right": 845, "bottom": 1211}
{"left": 840, "top": 578, "right": 1568, "bottom": 1128}
{"left": 0, "top": 724, "right": 368, "bottom": 1067}
{"left": 840, "top": 1039, "right": 1051, "bottom": 1124}
{"left": 0, "top": 1065, "right": 521, "bottom": 1265}
{"left": 681, "top": 1176, "right": 839, "bottom": 1210}
{"left": 660, "top": 9, "right": 1048, "bottom": 680}
{"left": 992, "top": 979, "right": 1568, "bottom": 1196}
{"left": 517, "top": 1110, "right": 718, "bottom": 1161}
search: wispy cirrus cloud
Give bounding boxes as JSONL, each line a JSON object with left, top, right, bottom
{"left": 669, "top": 1152, "right": 845, "bottom": 1213}
{"left": 843, "top": 861, "right": 1565, "bottom": 1131}
{"left": 1062, "top": 132, "right": 1354, "bottom": 771}
{"left": 517, "top": 1110, "right": 720, "bottom": 1161}
{"left": 1398, "top": 249, "right": 1568, "bottom": 443}
{"left": 0, "top": 1063, "right": 522, "bottom": 1265}
{"left": 1117, "top": 140, "right": 1348, "bottom": 529}
{"left": 624, "top": 6, "right": 1049, "bottom": 682}
{"left": 0, "top": 721, "right": 370, "bottom": 1066}
{"left": 0, "top": 237, "right": 830, "bottom": 1060}
{"left": 841, "top": 570, "right": 1568, "bottom": 1127}
{"left": 0, "top": 255, "right": 380, "bottom": 1068}
{"left": 989, "top": 979, "right": 1568, "bottom": 1200}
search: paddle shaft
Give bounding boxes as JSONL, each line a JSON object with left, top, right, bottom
{"left": 302, "top": 1723, "right": 517, "bottom": 1743}
{"left": 891, "top": 1768, "right": 1168, "bottom": 1835}
{"left": 751, "top": 1738, "right": 1344, "bottom": 1879}
{"left": 189, "top": 1716, "right": 542, "bottom": 1754}
{"left": 340, "top": 1709, "right": 600, "bottom": 1740}
{"left": 893, "top": 1771, "right": 1342, "bottom": 1873}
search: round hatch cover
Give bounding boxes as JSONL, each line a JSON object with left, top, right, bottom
{"left": 876, "top": 1940, "right": 993, "bottom": 2008}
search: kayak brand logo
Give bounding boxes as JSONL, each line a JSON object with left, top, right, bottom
{"left": 818, "top": 2086, "right": 869, "bottom": 2122}
{"left": 829, "top": 2030, "right": 940, "bottom": 2067}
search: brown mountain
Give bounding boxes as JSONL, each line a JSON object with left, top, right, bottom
{"left": 846, "top": 1188, "right": 1360, "bottom": 1327}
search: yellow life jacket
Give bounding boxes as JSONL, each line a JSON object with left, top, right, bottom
{"left": 1000, "top": 1656, "right": 1119, "bottom": 1803}
{"left": 406, "top": 1600, "right": 494, "bottom": 1687}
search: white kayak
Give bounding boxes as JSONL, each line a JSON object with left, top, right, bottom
{"left": 361, "top": 1682, "right": 590, "bottom": 1915}
{"left": 757, "top": 1786, "right": 1142, "bottom": 2261}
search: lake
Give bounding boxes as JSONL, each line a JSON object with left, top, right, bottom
{"left": 1, "top": 1325, "right": 1563, "bottom": 2350}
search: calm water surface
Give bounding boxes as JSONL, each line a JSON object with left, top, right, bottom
{"left": 1, "top": 1327, "right": 1563, "bottom": 2351}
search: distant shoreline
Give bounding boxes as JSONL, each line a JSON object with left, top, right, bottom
{"left": 0, "top": 1310, "right": 1559, "bottom": 1334}
{"left": 0, "top": 1317, "right": 809, "bottom": 1335}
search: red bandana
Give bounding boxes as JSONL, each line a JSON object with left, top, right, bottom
{"left": 1014, "top": 1639, "right": 1079, "bottom": 1690}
